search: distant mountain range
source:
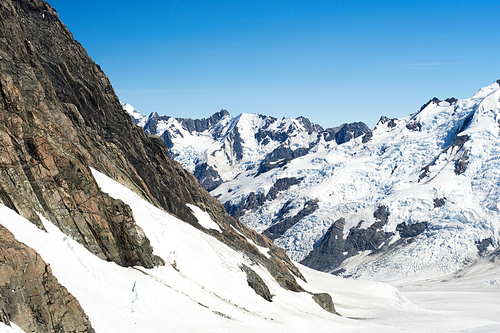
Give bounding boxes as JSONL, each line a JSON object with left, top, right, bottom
{"left": 124, "top": 105, "right": 371, "bottom": 191}
{"left": 126, "top": 79, "right": 500, "bottom": 280}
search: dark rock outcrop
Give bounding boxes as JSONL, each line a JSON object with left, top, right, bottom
{"left": 264, "top": 199, "right": 319, "bottom": 240}
{"left": 419, "top": 97, "right": 442, "bottom": 112}
{"left": 343, "top": 223, "right": 393, "bottom": 256}
{"left": 362, "top": 130, "right": 373, "bottom": 143}
{"left": 419, "top": 134, "right": 470, "bottom": 182}
{"left": 224, "top": 192, "right": 266, "bottom": 220}
{"left": 445, "top": 97, "right": 458, "bottom": 105}
{"left": 323, "top": 122, "right": 371, "bottom": 145}
{"left": 454, "top": 149, "right": 469, "bottom": 175}
{"left": 0, "top": 225, "right": 94, "bottom": 332}
{"left": 377, "top": 116, "right": 398, "bottom": 128}
{"left": 447, "top": 135, "right": 469, "bottom": 153}
{"left": 301, "top": 206, "right": 394, "bottom": 272}
{"left": 266, "top": 177, "right": 303, "bottom": 201}
{"left": 396, "top": 221, "right": 428, "bottom": 238}
{"left": 256, "top": 158, "right": 290, "bottom": 177}
{"left": 300, "top": 218, "right": 347, "bottom": 271}
{"left": 193, "top": 163, "right": 222, "bottom": 192}
{"left": 373, "top": 205, "right": 390, "bottom": 223}
{"left": 241, "top": 264, "right": 273, "bottom": 302}
{"left": 179, "top": 109, "right": 230, "bottom": 134}
{"left": 476, "top": 238, "right": 492, "bottom": 254}
{"left": 406, "top": 121, "right": 422, "bottom": 131}
{"left": 224, "top": 177, "right": 302, "bottom": 220}
{"left": 311, "top": 293, "right": 339, "bottom": 315}
{"left": 433, "top": 197, "right": 446, "bottom": 208}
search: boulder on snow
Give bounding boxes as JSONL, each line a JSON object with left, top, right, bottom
{"left": 241, "top": 264, "right": 273, "bottom": 302}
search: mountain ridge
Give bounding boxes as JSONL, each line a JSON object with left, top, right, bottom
{"left": 0, "top": 0, "right": 318, "bottom": 330}
{"left": 125, "top": 105, "right": 371, "bottom": 191}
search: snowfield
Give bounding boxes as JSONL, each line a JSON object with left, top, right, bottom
{"left": 1, "top": 169, "right": 500, "bottom": 332}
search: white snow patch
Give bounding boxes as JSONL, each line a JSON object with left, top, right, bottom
{"left": 186, "top": 203, "right": 222, "bottom": 232}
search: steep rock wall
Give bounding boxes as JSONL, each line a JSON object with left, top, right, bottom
{"left": 1, "top": 0, "right": 306, "bottom": 305}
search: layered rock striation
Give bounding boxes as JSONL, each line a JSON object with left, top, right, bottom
{"left": 0, "top": 0, "right": 312, "bottom": 329}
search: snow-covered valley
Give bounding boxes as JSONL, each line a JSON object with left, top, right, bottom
{"left": 1, "top": 170, "right": 499, "bottom": 332}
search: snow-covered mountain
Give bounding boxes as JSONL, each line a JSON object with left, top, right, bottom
{"left": 124, "top": 105, "right": 370, "bottom": 191}
{"left": 127, "top": 80, "right": 500, "bottom": 281}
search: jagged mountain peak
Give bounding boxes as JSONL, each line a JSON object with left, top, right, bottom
{"left": 127, "top": 106, "right": 371, "bottom": 191}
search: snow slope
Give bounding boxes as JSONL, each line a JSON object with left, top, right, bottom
{"left": 1, "top": 170, "right": 499, "bottom": 331}
{"left": 0, "top": 171, "right": 376, "bottom": 332}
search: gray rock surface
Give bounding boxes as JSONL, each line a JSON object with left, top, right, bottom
{"left": 301, "top": 206, "right": 395, "bottom": 272}
{"left": 311, "top": 293, "right": 339, "bottom": 315}
{"left": 241, "top": 264, "right": 273, "bottom": 302}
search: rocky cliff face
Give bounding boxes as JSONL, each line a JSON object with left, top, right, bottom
{"left": 0, "top": 0, "right": 160, "bottom": 268}
{"left": 0, "top": 225, "right": 94, "bottom": 333}
{"left": 0, "top": 0, "right": 310, "bottom": 329}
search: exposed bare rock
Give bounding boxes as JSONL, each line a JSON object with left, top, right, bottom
{"left": 224, "top": 177, "right": 303, "bottom": 220}
{"left": 433, "top": 197, "right": 446, "bottom": 208}
{"left": 454, "top": 149, "right": 469, "bottom": 175}
{"left": 406, "top": 120, "right": 422, "bottom": 131}
{"left": 241, "top": 264, "right": 273, "bottom": 302}
{"left": 377, "top": 116, "right": 398, "bottom": 128}
{"left": 300, "top": 218, "right": 347, "bottom": 272}
{"left": 193, "top": 162, "right": 222, "bottom": 192}
{"left": 476, "top": 238, "right": 492, "bottom": 254}
{"left": 0, "top": 225, "right": 94, "bottom": 332}
{"left": 312, "top": 293, "right": 339, "bottom": 315}
{"left": 301, "top": 206, "right": 394, "bottom": 272}
{"left": 396, "top": 221, "right": 428, "bottom": 238}
{"left": 419, "top": 97, "right": 442, "bottom": 112}
{"left": 323, "top": 122, "right": 371, "bottom": 145}
{"left": 0, "top": 0, "right": 306, "bottom": 296}
{"left": 264, "top": 199, "right": 319, "bottom": 240}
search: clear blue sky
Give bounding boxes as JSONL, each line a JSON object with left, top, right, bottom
{"left": 48, "top": 0, "right": 499, "bottom": 128}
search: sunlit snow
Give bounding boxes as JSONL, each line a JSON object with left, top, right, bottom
{"left": 1, "top": 170, "right": 499, "bottom": 332}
